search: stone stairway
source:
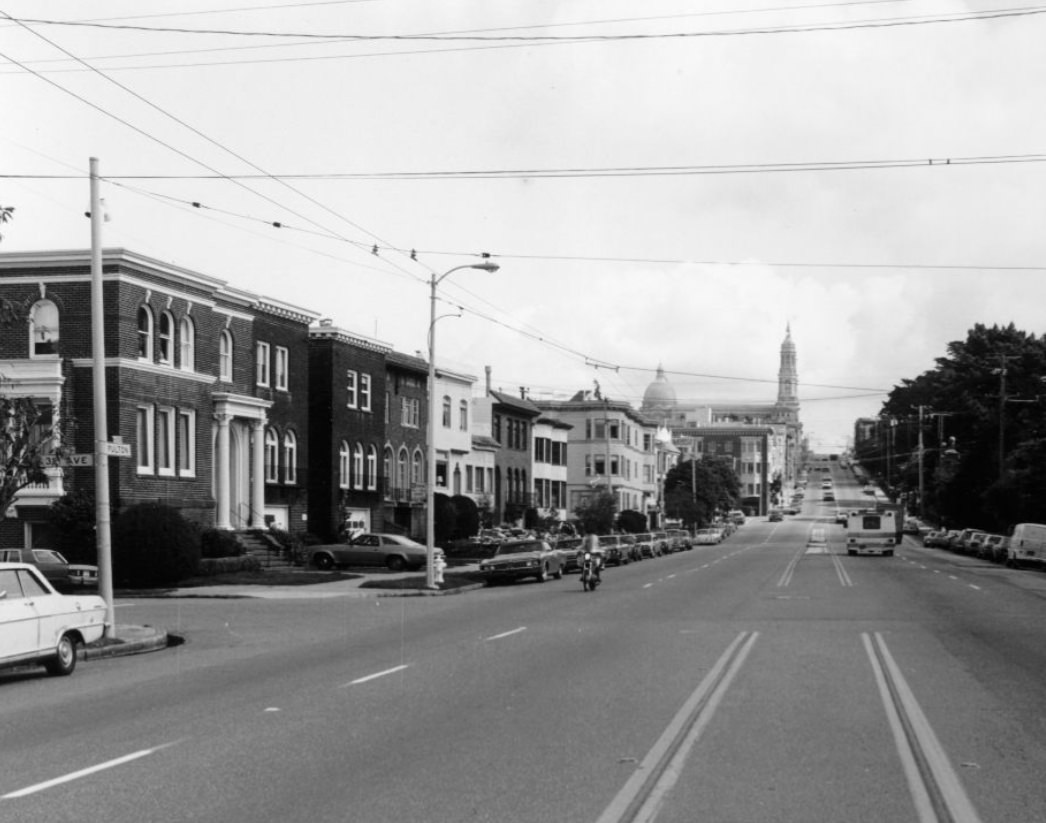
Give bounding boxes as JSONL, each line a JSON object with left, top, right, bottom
{"left": 237, "top": 530, "right": 296, "bottom": 571}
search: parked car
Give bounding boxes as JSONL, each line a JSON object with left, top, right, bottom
{"left": 477, "top": 539, "right": 563, "bottom": 584}
{"left": 666, "top": 528, "right": 691, "bottom": 551}
{"left": 782, "top": 504, "right": 799, "bottom": 515}
{"left": 823, "top": 491, "right": 836, "bottom": 502}
{"left": 954, "top": 528, "right": 987, "bottom": 555}
{"left": 967, "top": 531, "right": 991, "bottom": 557}
{"left": 769, "top": 510, "right": 784, "bottom": 522}
{"left": 0, "top": 548, "right": 98, "bottom": 592}
{"left": 694, "top": 528, "right": 721, "bottom": 545}
{"left": 986, "top": 534, "right": 1009, "bottom": 564}
{"left": 553, "top": 537, "right": 584, "bottom": 573}
{"left": 306, "top": 533, "right": 432, "bottom": 571}
{"left": 633, "top": 532, "right": 657, "bottom": 559}
{"left": 1006, "top": 523, "right": 1046, "bottom": 568}
{"left": 590, "top": 534, "right": 626, "bottom": 566}
{"left": 653, "top": 531, "right": 672, "bottom": 555}
{"left": 834, "top": 509, "right": 849, "bottom": 525}
{"left": 922, "top": 529, "right": 946, "bottom": 547}
{"left": 0, "top": 562, "right": 107, "bottom": 676}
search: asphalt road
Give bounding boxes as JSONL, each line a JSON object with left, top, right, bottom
{"left": 4, "top": 475, "right": 1046, "bottom": 822}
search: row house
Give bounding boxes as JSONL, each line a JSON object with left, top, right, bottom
{"left": 534, "top": 390, "right": 667, "bottom": 526}
{"left": 307, "top": 320, "right": 390, "bottom": 540}
{"left": 0, "top": 248, "right": 316, "bottom": 548}
{"left": 383, "top": 351, "right": 429, "bottom": 538}
{"left": 532, "top": 415, "right": 571, "bottom": 522}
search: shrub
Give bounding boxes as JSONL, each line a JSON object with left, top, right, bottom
{"left": 196, "top": 555, "right": 261, "bottom": 576}
{"left": 48, "top": 490, "right": 102, "bottom": 565}
{"left": 112, "top": 503, "right": 201, "bottom": 588}
{"left": 200, "top": 528, "right": 243, "bottom": 558}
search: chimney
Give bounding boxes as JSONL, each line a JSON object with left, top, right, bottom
{"left": 485, "top": 365, "right": 492, "bottom": 396}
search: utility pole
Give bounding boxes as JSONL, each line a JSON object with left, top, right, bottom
{"left": 916, "top": 406, "right": 925, "bottom": 518}
{"left": 89, "top": 157, "right": 115, "bottom": 637}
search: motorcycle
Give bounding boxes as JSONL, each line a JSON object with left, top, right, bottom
{"left": 580, "top": 551, "right": 601, "bottom": 592}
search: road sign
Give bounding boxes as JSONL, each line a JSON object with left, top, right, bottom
{"left": 39, "top": 453, "right": 94, "bottom": 467}
{"left": 101, "top": 442, "right": 132, "bottom": 458}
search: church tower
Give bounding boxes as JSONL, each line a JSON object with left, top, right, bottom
{"left": 777, "top": 324, "right": 799, "bottom": 412}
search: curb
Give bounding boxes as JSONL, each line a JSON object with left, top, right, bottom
{"left": 82, "top": 625, "right": 172, "bottom": 660}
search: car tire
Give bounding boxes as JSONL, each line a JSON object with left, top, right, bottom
{"left": 536, "top": 564, "right": 549, "bottom": 583}
{"left": 884, "top": 550, "right": 894, "bottom": 557}
{"left": 46, "top": 634, "right": 78, "bottom": 677}
{"left": 553, "top": 566, "right": 563, "bottom": 580}
{"left": 386, "top": 556, "right": 406, "bottom": 572}
{"left": 314, "top": 554, "right": 334, "bottom": 570}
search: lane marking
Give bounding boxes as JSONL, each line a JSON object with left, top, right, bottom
{"left": 595, "top": 631, "right": 759, "bottom": 823}
{"left": 485, "top": 627, "right": 527, "bottom": 641}
{"left": 341, "top": 664, "right": 410, "bottom": 687}
{"left": 968, "top": 584, "right": 981, "bottom": 591}
{"left": 777, "top": 547, "right": 804, "bottom": 587}
{"left": 830, "top": 551, "right": 854, "bottom": 587}
{"left": 862, "top": 632, "right": 982, "bottom": 823}
{"left": 3, "top": 743, "right": 178, "bottom": 799}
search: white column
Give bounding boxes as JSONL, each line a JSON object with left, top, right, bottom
{"left": 251, "top": 418, "right": 266, "bottom": 529}
{"left": 215, "top": 413, "right": 232, "bottom": 530}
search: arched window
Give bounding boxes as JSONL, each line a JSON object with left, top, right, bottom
{"left": 397, "top": 448, "right": 408, "bottom": 492}
{"left": 442, "top": 395, "right": 452, "bottom": 428}
{"left": 30, "top": 299, "right": 59, "bottom": 357}
{"left": 179, "top": 316, "right": 195, "bottom": 371}
{"left": 366, "top": 445, "right": 377, "bottom": 490}
{"left": 412, "top": 450, "right": 423, "bottom": 487}
{"left": 219, "top": 329, "right": 233, "bottom": 380}
{"left": 264, "top": 428, "right": 279, "bottom": 482}
{"left": 137, "top": 305, "right": 154, "bottom": 360}
{"left": 158, "top": 311, "right": 174, "bottom": 364}
{"left": 353, "top": 442, "right": 364, "bottom": 489}
{"left": 283, "top": 430, "right": 298, "bottom": 484}
{"left": 339, "top": 442, "right": 350, "bottom": 488}
{"left": 383, "top": 446, "right": 393, "bottom": 497}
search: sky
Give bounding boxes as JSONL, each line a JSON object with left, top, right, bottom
{"left": 3, "top": 0, "right": 1045, "bottom": 452}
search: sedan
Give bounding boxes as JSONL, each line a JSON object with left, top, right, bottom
{"left": 307, "top": 533, "right": 432, "bottom": 571}
{"left": 478, "top": 540, "right": 563, "bottom": 584}
{"left": 693, "top": 528, "right": 721, "bottom": 545}
{"left": 0, "top": 548, "right": 98, "bottom": 592}
{"left": 0, "top": 562, "right": 107, "bottom": 676}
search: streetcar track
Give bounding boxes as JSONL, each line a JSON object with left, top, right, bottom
{"left": 595, "top": 631, "right": 759, "bottom": 823}
{"left": 862, "top": 632, "right": 982, "bottom": 823}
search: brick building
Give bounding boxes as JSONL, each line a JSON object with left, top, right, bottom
{"left": 0, "top": 249, "right": 317, "bottom": 547}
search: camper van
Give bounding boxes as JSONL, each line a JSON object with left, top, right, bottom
{"left": 1007, "top": 523, "right": 1046, "bottom": 568}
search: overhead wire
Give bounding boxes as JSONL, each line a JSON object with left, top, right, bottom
{"left": 0, "top": 10, "right": 443, "bottom": 291}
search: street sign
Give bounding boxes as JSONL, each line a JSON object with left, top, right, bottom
{"left": 101, "top": 442, "right": 132, "bottom": 457}
{"left": 40, "top": 453, "right": 94, "bottom": 467}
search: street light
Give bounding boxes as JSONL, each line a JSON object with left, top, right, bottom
{"left": 426, "top": 259, "right": 499, "bottom": 589}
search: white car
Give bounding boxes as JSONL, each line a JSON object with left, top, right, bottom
{"left": 0, "top": 562, "right": 108, "bottom": 676}
{"left": 694, "top": 528, "right": 721, "bottom": 545}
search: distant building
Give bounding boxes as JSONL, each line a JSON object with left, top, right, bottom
{"left": 639, "top": 326, "right": 804, "bottom": 509}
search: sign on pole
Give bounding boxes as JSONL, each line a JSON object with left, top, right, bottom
{"left": 101, "top": 442, "right": 132, "bottom": 458}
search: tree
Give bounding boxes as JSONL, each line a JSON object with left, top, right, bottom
{"left": 616, "top": 509, "right": 647, "bottom": 533}
{"left": 112, "top": 503, "right": 201, "bottom": 587}
{"left": 573, "top": 490, "right": 616, "bottom": 535}
{"left": 663, "top": 457, "right": 740, "bottom": 527}
{"left": 0, "top": 206, "right": 12, "bottom": 242}
{"left": 450, "top": 494, "right": 480, "bottom": 540}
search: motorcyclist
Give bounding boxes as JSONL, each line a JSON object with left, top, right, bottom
{"left": 581, "top": 534, "right": 604, "bottom": 585}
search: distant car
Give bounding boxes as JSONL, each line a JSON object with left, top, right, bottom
{"left": 306, "top": 533, "right": 432, "bottom": 571}
{"left": 902, "top": 517, "right": 921, "bottom": 535}
{"left": 0, "top": 562, "right": 107, "bottom": 676}
{"left": 694, "top": 528, "right": 721, "bottom": 545}
{"left": 0, "top": 548, "right": 98, "bottom": 592}
{"left": 553, "top": 537, "right": 584, "bottom": 573}
{"left": 769, "top": 510, "right": 784, "bottom": 522}
{"left": 834, "top": 509, "right": 849, "bottom": 525}
{"left": 478, "top": 539, "right": 563, "bottom": 584}
{"left": 666, "top": 528, "right": 691, "bottom": 551}
{"left": 594, "top": 534, "right": 628, "bottom": 566}
{"left": 823, "top": 491, "right": 836, "bottom": 502}
{"left": 633, "top": 533, "right": 657, "bottom": 559}
{"left": 782, "top": 504, "right": 799, "bottom": 515}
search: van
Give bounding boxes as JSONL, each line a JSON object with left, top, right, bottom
{"left": 1007, "top": 523, "right": 1046, "bottom": 568}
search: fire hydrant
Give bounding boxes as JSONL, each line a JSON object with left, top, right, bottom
{"left": 433, "top": 552, "right": 446, "bottom": 586}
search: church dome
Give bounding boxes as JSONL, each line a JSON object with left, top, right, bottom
{"left": 642, "top": 364, "right": 677, "bottom": 411}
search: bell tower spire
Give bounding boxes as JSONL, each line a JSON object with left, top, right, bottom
{"left": 777, "top": 324, "right": 799, "bottom": 408}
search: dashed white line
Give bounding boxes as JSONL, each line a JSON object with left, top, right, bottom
{"left": 3, "top": 743, "right": 178, "bottom": 799}
{"left": 485, "top": 627, "right": 527, "bottom": 641}
{"left": 341, "top": 664, "right": 410, "bottom": 687}
{"left": 968, "top": 584, "right": 982, "bottom": 591}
